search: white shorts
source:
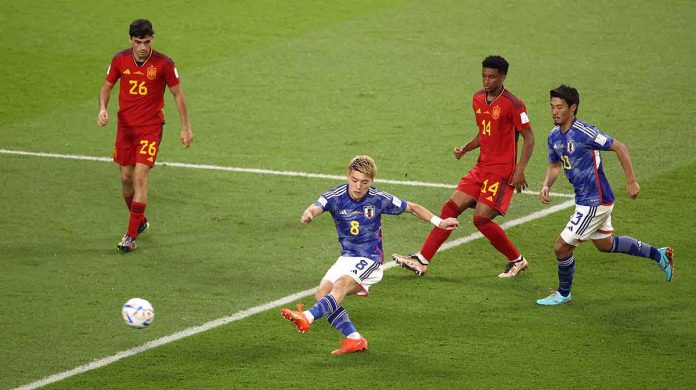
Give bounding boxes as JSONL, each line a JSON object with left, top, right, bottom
{"left": 322, "top": 256, "right": 383, "bottom": 297}
{"left": 560, "top": 204, "right": 614, "bottom": 246}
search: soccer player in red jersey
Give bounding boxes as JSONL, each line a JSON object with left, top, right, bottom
{"left": 393, "top": 55, "right": 535, "bottom": 278}
{"left": 97, "top": 19, "right": 193, "bottom": 253}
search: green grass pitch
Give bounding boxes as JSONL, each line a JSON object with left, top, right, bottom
{"left": 1, "top": 0, "right": 695, "bottom": 388}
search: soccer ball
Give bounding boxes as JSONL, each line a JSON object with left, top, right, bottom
{"left": 122, "top": 298, "right": 154, "bottom": 328}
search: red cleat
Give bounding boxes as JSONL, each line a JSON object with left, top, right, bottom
{"left": 281, "top": 304, "right": 311, "bottom": 333}
{"left": 331, "top": 337, "right": 369, "bottom": 355}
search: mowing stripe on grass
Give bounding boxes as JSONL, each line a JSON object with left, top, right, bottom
{"left": 0, "top": 149, "right": 574, "bottom": 198}
{"left": 14, "top": 197, "right": 576, "bottom": 390}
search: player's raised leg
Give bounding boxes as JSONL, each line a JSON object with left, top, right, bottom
{"left": 595, "top": 236, "right": 674, "bottom": 282}
{"left": 281, "top": 275, "right": 368, "bottom": 354}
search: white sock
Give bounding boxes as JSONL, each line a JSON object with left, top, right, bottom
{"left": 347, "top": 332, "right": 362, "bottom": 340}
{"left": 416, "top": 252, "right": 430, "bottom": 265}
{"left": 303, "top": 311, "right": 314, "bottom": 323}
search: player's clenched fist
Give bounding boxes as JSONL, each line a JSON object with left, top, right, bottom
{"left": 97, "top": 109, "right": 109, "bottom": 126}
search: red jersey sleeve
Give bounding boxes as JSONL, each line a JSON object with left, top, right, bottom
{"left": 163, "top": 59, "right": 180, "bottom": 88}
{"left": 106, "top": 55, "right": 122, "bottom": 84}
{"left": 511, "top": 99, "right": 531, "bottom": 130}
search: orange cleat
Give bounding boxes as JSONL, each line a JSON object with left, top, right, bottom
{"left": 331, "top": 337, "right": 369, "bottom": 355}
{"left": 281, "top": 304, "right": 311, "bottom": 333}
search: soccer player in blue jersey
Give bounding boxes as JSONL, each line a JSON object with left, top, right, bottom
{"left": 281, "top": 156, "right": 459, "bottom": 354}
{"left": 536, "top": 85, "right": 674, "bottom": 305}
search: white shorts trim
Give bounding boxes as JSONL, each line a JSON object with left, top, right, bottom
{"left": 321, "top": 256, "right": 383, "bottom": 296}
{"left": 560, "top": 204, "right": 614, "bottom": 246}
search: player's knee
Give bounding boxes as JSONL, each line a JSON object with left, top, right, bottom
{"left": 133, "top": 174, "right": 148, "bottom": 189}
{"left": 554, "top": 241, "right": 573, "bottom": 258}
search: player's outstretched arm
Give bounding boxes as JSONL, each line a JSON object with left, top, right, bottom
{"left": 301, "top": 204, "right": 323, "bottom": 224}
{"left": 405, "top": 202, "right": 459, "bottom": 230}
{"left": 610, "top": 140, "right": 640, "bottom": 199}
{"left": 510, "top": 127, "right": 535, "bottom": 192}
{"left": 97, "top": 81, "right": 115, "bottom": 126}
{"left": 540, "top": 162, "right": 562, "bottom": 204}
{"left": 169, "top": 84, "right": 193, "bottom": 148}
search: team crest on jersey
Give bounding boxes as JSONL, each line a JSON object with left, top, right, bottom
{"left": 566, "top": 140, "right": 575, "bottom": 154}
{"left": 147, "top": 65, "right": 157, "bottom": 80}
{"left": 363, "top": 205, "right": 375, "bottom": 219}
{"left": 492, "top": 105, "right": 501, "bottom": 120}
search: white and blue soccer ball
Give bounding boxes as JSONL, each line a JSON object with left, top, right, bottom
{"left": 122, "top": 298, "right": 154, "bottom": 328}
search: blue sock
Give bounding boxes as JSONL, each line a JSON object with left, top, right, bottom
{"left": 326, "top": 306, "right": 358, "bottom": 337}
{"left": 308, "top": 294, "right": 338, "bottom": 320}
{"left": 557, "top": 255, "right": 575, "bottom": 297}
{"left": 610, "top": 236, "right": 660, "bottom": 263}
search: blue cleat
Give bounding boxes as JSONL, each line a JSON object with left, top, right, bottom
{"left": 658, "top": 247, "right": 673, "bottom": 282}
{"left": 536, "top": 290, "right": 572, "bottom": 306}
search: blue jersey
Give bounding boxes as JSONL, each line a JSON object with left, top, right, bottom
{"left": 315, "top": 184, "right": 408, "bottom": 263}
{"left": 547, "top": 118, "right": 615, "bottom": 206}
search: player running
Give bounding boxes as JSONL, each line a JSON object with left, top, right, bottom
{"left": 536, "top": 85, "right": 673, "bottom": 305}
{"left": 281, "top": 156, "right": 459, "bottom": 355}
{"left": 97, "top": 19, "right": 193, "bottom": 253}
{"left": 393, "top": 55, "right": 535, "bottom": 278}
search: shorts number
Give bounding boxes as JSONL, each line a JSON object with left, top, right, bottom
{"left": 481, "top": 119, "right": 491, "bottom": 136}
{"left": 355, "top": 260, "right": 369, "bottom": 270}
{"left": 480, "top": 179, "right": 500, "bottom": 197}
{"left": 570, "top": 211, "right": 583, "bottom": 225}
{"left": 350, "top": 221, "right": 360, "bottom": 235}
{"left": 561, "top": 155, "right": 572, "bottom": 170}
{"left": 139, "top": 140, "right": 158, "bottom": 156}
{"left": 129, "top": 80, "right": 148, "bottom": 95}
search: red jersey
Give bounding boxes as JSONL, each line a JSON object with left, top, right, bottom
{"left": 472, "top": 88, "right": 531, "bottom": 175}
{"left": 106, "top": 48, "right": 180, "bottom": 127}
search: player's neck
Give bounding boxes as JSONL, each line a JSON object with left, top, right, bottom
{"left": 132, "top": 49, "right": 152, "bottom": 65}
{"left": 559, "top": 117, "right": 575, "bottom": 133}
{"left": 486, "top": 86, "right": 504, "bottom": 103}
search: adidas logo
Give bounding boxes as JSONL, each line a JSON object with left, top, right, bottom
{"left": 123, "top": 69, "right": 131, "bottom": 75}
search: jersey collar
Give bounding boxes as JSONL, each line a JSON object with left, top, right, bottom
{"left": 131, "top": 49, "right": 153, "bottom": 67}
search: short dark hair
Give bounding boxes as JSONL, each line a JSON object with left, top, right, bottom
{"left": 129, "top": 19, "right": 154, "bottom": 38}
{"left": 550, "top": 85, "right": 580, "bottom": 115}
{"left": 482, "top": 55, "right": 509, "bottom": 75}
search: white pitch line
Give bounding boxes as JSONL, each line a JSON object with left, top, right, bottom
{"left": 14, "top": 196, "right": 575, "bottom": 390}
{"left": 0, "top": 148, "right": 574, "bottom": 198}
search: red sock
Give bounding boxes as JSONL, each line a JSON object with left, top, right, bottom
{"left": 473, "top": 215, "right": 520, "bottom": 261}
{"left": 127, "top": 201, "right": 146, "bottom": 238}
{"left": 124, "top": 195, "right": 134, "bottom": 210}
{"left": 420, "top": 200, "right": 463, "bottom": 261}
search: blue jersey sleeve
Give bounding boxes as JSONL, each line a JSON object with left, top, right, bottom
{"left": 548, "top": 133, "right": 560, "bottom": 163}
{"left": 378, "top": 191, "right": 408, "bottom": 215}
{"left": 315, "top": 185, "right": 347, "bottom": 214}
{"left": 314, "top": 194, "right": 332, "bottom": 212}
{"left": 584, "top": 127, "right": 614, "bottom": 151}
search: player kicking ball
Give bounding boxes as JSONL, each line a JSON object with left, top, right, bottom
{"left": 281, "top": 156, "right": 459, "bottom": 354}
{"left": 536, "top": 85, "right": 673, "bottom": 306}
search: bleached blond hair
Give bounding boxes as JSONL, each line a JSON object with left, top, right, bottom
{"left": 348, "top": 155, "right": 377, "bottom": 179}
